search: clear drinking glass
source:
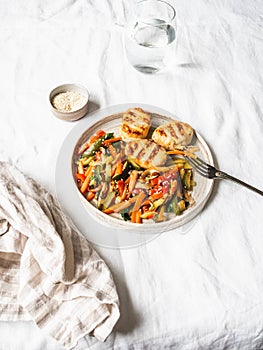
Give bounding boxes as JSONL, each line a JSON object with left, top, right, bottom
{"left": 124, "top": 0, "right": 176, "bottom": 74}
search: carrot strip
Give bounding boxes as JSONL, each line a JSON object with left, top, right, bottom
{"left": 89, "top": 130, "right": 106, "bottom": 145}
{"left": 167, "top": 150, "right": 196, "bottom": 158}
{"left": 87, "top": 192, "right": 95, "bottom": 201}
{"left": 131, "top": 210, "right": 137, "bottom": 223}
{"left": 135, "top": 210, "right": 142, "bottom": 223}
{"left": 167, "top": 150, "right": 185, "bottom": 155}
{"left": 149, "top": 192, "right": 163, "bottom": 201}
{"left": 76, "top": 173, "right": 86, "bottom": 182}
{"left": 117, "top": 180, "right": 125, "bottom": 197}
{"left": 80, "top": 166, "right": 94, "bottom": 193}
{"left": 103, "top": 137, "right": 122, "bottom": 145}
{"left": 85, "top": 165, "right": 93, "bottom": 176}
{"left": 115, "top": 162, "right": 123, "bottom": 175}
{"left": 131, "top": 209, "right": 142, "bottom": 223}
{"left": 120, "top": 185, "right": 128, "bottom": 201}
{"left": 78, "top": 130, "right": 106, "bottom": 155}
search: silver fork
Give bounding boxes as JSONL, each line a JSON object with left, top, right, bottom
{"left": 185, "top": 156, "right": 263, "bottom": 196}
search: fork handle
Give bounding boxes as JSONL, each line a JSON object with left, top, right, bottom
{"left": 215, "top": 171, "right": 263, "bottom": 196}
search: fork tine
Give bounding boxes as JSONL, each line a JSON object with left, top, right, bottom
{"left": 185, "top": 156, "right": 210, "bottom": 177}
{"left": 189, "top": 157, "right": 209, "bottom": 171}
{"left": 186, "top": 155, "right": 263, "bottom": 196}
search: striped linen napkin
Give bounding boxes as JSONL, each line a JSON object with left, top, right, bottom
{"left": 0, "top": 161, "right": 120, "bottom": 349}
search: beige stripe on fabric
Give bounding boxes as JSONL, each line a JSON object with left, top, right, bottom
{"left": 0, "top": 161, "right": 120, "bottom": 349}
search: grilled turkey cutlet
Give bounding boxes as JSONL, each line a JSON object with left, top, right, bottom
{"left": 120, "top": 108, "right": 151, "bottom": 140}
{"left": 125, "top": 139, "right": 167, "bottom": 169}
{"left": 152, "top": 121, "right": 194, "bottom": 150}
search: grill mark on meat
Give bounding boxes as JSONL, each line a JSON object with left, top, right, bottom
{"left": 158, "top": 129, "right": 168, "bottom": 137}
{"left": 130, "top": 109, "right": 150, "bottom": 123}
{"left": 176, "top": 122, "right": 185, "bottom": 135}
{"left": 123, "top": 115, "right": 135, "bottom": 123}
{"left": 152, "top": 120, "right": 194, "bottom": 149}
{"left": 125, "top": 112, "right": 150, "bottom": 125}
{"left": 127, "top": 143, "right": 139, "bottom": 156}
{"left": 128, "top": 110, "right": 136, "bottom": 119}
{"left": 125, "top": 139, "right": 167, "bottom": 168}
{"left": 136, "top": 146, "right": 147, "bottom": 160}
{"left": 141, "top": 115, "right": 150, "bottom": 124}
{"left": 122, "top": 124, "right": 141, "bottom": 136}
{"left": 148, "top": 143, "right": 160, "bottom": 161}
{"left": 128, "top": 146, "right": 141, "bottom": 159}
{"left": 140, "top": 125, "right": 147, "bottom": 132}
{"left": 167, "top": 124, "right": 178, "bottom": 139}
{"left": 132, "top": 142, "right": 138, "bottom": 151}
{"left": 120, "top": 108, "right": 151, "bottom": 139}
{"left": 127, "top": 144, "right": 134, "bottom": 155}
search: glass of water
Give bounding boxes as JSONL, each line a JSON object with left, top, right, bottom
{"left": 124, "top": 0, "right": 176, "bottom": 74}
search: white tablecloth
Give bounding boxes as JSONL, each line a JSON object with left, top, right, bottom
{"left": 1, "top": 0, "right": 263, "bottom": 349}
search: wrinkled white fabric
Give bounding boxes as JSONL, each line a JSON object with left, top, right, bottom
{"left": 0, "top": 0, "right": 263, "bottom": 349}
{"left": 0, "top": 161, "right": 120, "bottom": 349}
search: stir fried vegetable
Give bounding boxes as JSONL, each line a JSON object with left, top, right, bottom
{"left": 75, "top": 130, "right": 196, "bottom": 223}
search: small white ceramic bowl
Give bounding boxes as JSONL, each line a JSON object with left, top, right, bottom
{"left": 49, "top": 83, "right": 89, "bottom": 121}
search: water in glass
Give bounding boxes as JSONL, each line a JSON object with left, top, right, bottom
{"left": 125, "top": 14, "right": 176, "bottom": 73}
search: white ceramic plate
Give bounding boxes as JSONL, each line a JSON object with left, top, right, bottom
{"left": 55, "top": 104, "right": 214, "bottom": 248}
